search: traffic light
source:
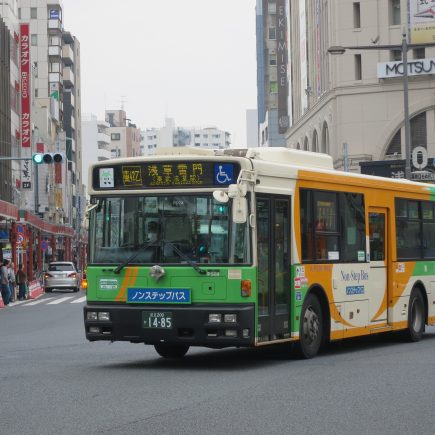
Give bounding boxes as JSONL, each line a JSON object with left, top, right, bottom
{"left": 32, "top": 153, "right": 63, "bottom": 164}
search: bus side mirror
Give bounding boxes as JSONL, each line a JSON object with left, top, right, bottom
{"left": 232, "top": 196, "right": 247, "bottom": 224}
{"left": 228, "top": 184, "right": 247, "bottom": 224}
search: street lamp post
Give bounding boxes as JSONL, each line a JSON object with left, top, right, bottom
{"left": 328, "top": 34, "right": 434, "bottom": 180}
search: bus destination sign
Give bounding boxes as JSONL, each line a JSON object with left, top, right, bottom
{"left": 93, "top": 161, "right": 240, "bottom": 190}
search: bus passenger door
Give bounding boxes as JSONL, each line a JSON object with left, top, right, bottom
{"left": 256, "top": 196, "right": 291, "bottom": 342}
{"left": 369, "top": 208, "right": 388, "bottom": 324}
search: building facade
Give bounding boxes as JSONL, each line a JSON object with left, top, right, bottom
{"left": 0, "top": 1, "right": 20, "bottom": 204}
{"left": 81, "top": 113, "right": 111, "bottom": 196}
{"left": 105, "top": 109, "right": 141, "bottom": 158}
{"left": 256, "top": 0, "right": 289, "bottom": 147}
{"left": 0, "top": 1, "right": 84, "bottom": 279}
{"left": 18, "top": 0, "right": 83, "bottom": 228}
{"left": 282, "top": 0, "right": 435, "bottom": 174}
{"left": 141, "top": 118, "right": 231, "bottom": 156}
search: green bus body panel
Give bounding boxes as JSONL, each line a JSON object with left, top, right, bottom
{"left": 86, "top": 265, "right": 258, "bottom": 305}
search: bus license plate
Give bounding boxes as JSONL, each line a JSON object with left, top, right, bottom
{"left": 142, "top": 312, "right": 173, "bottom": 329}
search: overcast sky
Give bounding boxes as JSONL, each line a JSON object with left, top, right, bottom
{"left": 62, "top": 0, "right": 257, "bottom": 147}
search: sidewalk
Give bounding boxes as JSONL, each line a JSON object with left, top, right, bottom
{"left": 0, "top": 279, "right": 44, "bottom": 309}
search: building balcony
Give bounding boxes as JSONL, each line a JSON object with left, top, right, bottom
{"left": 48, "top": 45, "right": 61, "bottom": 57}
{"left": 97, "top": 147, "right": 111, "bottom": 161}
{"left": 70, "top": 116, "right": 75, "bottom": 130}
{"left": 69, "top": 92, "right": 75, "bottom": 108}
{"left": 48, "top": 18, "right": 62, "bottom": 32}
{"left": 62, "top": 44, "right": 74, "bottom": 65}
{"left": 97, "top": 132, "right": 110, "bottom": 145}
{"left": 62, "top": 31, "right": 74, "bottom": 45}
{"left": 63, "top": 67, "right": 75, "bottom": 88}
{"left": 49, "top": 72, "right": 61, "bottom": 83}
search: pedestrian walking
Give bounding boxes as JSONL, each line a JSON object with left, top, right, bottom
{"left": 16, "top": 264, "right": 27, "bottom": 301}
{"left": 8, "top": 261, "right": 16, "bottom": 303}
{"left": 1, "top": 259, "right": 11, "bottom": 305}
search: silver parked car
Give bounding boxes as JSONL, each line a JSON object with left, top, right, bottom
{"left": 44, "top": 261, "right": 80, "bottom": 293}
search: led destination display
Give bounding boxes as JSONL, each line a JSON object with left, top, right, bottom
{"left": 93, "top": 161, "right": 240, "bottom": 190}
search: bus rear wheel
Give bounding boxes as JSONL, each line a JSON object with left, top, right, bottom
{"left": 154, "top": 343, "right": 189, "bottom": 358}
{"left": 296, "top": 293, "right": 323, "bottom": 359}
{"left": 404, "top": 289, "right": 425, "bottom": 342}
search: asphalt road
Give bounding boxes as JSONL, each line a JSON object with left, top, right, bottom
{"left": 1, "top": 292, "right": 435, "bottom": 435}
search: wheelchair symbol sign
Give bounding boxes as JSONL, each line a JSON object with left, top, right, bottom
{"left": 214, "top": 164, "right": 234, "bottom": 185}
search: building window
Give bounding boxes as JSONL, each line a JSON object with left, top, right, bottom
{"left": 31, "top": 34, "right": 38, "bottom": 46}
{"left": 386, "top": 129, "right": 401, "bottom": 156}
{"left": 35, "top": 88, "right": 38, "bottom": 98}
{"left": 390, "top": 0, "right": 400, "bottom": 26}
{"left": 269, "top": 81, "right": 278, "bottom": 93}
{"left": 269, "top": 27, "right": 276, "bottom": 40}
{"left": 268, "top": 2, "right": 276, "bottom": 14}
{"left": 391, "top": 49, "right": 402, "bottom": 61}
{"left": 31, "top": 7, "right": 37, "bottom": 19}
{"left": 18, "top": 8, "right": 21, "bottom": 19}
{"left": 269, "top": 54, "right": 277, "bottom": 66}
{"left": 353, "top": 3, "right": 361, "bottom": 29}
{"left": 411, "top": 112, "right": 427, "bottom": 151}
{"left": 49, "top": 62, "right": 60, "bottom": 73}
{"left": 414, "top": 48, "right": 425, "bottom": 59}
{"left": 354, "top": 54, "right": 362, "bottom": 80}
{"left": 111, "top": 133, "right": 121, "bottom": 140}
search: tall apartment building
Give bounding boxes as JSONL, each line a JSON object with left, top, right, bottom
{"left": 271, "top": 0, "right": 435, "bottom": 175}
{"left": 256, "top": 0, "right": 289, "bottom": 147}
{"left": 0, "top": 1, "right": 20, "bottom": 204}
{"left": 141, "top": 118, "right": 231, "bottom": 155}
{"left": 18, "top": 0, "right": 83, "bottom": 229}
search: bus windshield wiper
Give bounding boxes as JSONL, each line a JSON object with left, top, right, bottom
{"left": 163, "top": 239, "right": 206, "bottom": 275}
{"left": 113, "top": 241, "right": 158, "bottom": 274}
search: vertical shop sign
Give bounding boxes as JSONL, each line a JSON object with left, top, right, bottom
{"left": 409, "top": 0, "right": 435, "bottom": 44}
{"left": 20, "top": 23, "right": 31, "bottom": 148}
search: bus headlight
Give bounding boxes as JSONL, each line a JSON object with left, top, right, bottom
{"left": 87, "top": 312, "right": 98, "bottom": 321}
{"left": 223, "top": 314, "right": 237, "bottom": 323}
{"left": 98, "top": 312, "right": 110, "bottom": 321}
{"left": 208, "top": 314, "right": 222, "bottom": 323}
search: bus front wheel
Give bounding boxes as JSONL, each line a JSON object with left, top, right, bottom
{"left": 297, "top": 293, "right": 323, "bottom": 359}
{"left": 404, "top": 289, "right": 425, "bottom": 342}
{"left": 154, "top": 343, "right": 190, "bottom": 358}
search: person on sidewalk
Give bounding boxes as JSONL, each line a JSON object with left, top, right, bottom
{"left": 8, "top": 261, "right": 16, "bottom": 303}
{"left": 1, "top": 259, "right": 11, "bottom": 305}
{"left": 16, "top": 264, "right": 27, "bottom": 301}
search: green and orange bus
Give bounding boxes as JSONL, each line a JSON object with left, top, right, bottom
{"left": 84, "top": 147, "right": 435, "bottom": 358}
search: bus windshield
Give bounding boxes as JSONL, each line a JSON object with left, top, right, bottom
{"left": 89, "top": 194, "right": 250, "bottom": 265}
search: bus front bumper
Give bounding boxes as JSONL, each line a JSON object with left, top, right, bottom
{"left": 84, "top": 303, "right": 255, "bottom": 348}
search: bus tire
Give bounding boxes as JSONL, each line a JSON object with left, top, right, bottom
{"left": 404, "top": 288, "right": 425, "bottom": 342}
{"left": 296, "top": 293, "right": 323, "bottom": 359}
{"left": 154, "top": 343, "right": 189, "bottom": 358}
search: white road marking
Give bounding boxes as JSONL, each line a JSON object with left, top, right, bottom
{"left": 47, "top": 296, "right": 74, "bottom": 305}
{"left": 8, "top": 300, "right": 28, "bottom": 307}
{"left": 24, "top": 297, "right": 55, "bottom": 306}
{"left": 71, "top": 296, "right": 86, "bottom": 303}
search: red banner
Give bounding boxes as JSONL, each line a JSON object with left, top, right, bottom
{"left": 20, "top": 23, "right": 31, "bottom": 148}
